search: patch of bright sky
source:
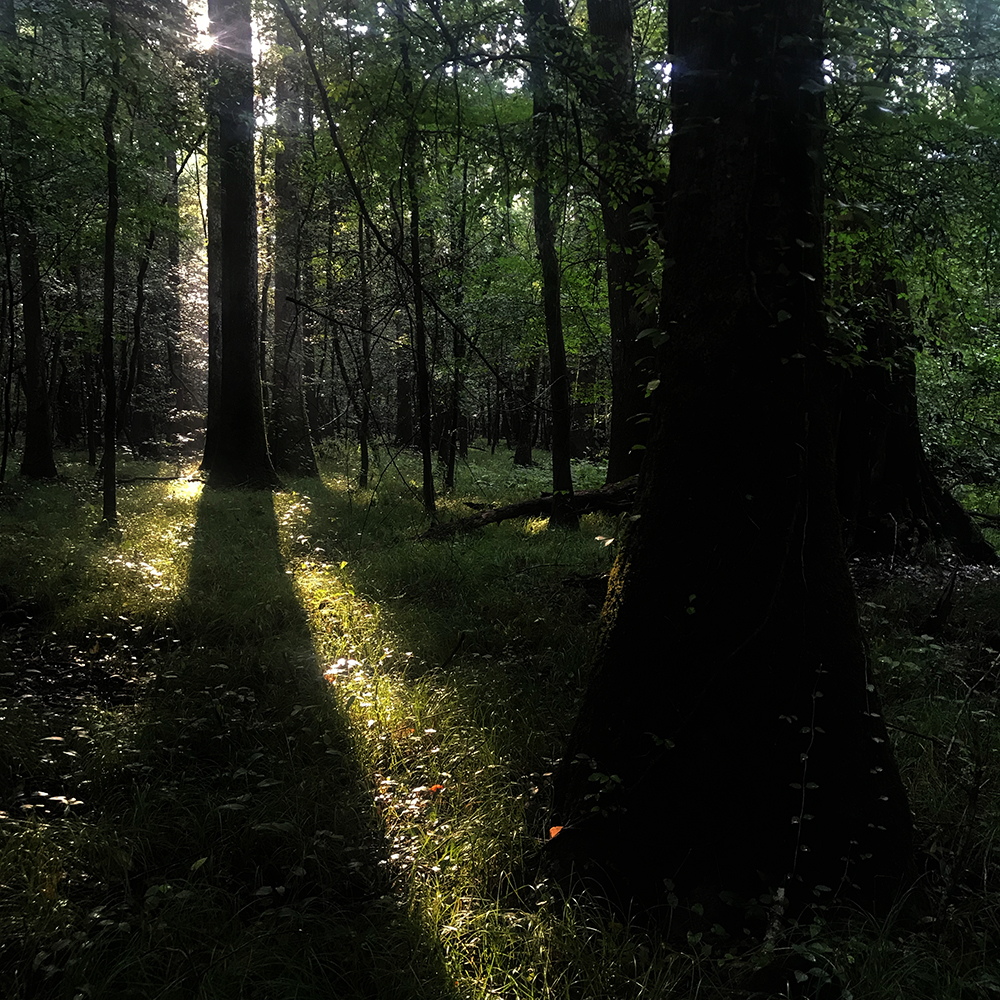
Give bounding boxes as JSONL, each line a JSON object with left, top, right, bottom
{"left": 189, "top": 0, "right": 210, "bottom": 51}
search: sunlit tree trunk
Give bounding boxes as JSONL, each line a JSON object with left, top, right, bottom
{"left": 549, "top": 0, "right": 912, "bottom": 916}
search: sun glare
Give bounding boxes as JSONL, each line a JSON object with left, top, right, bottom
{"left": 191, "top": 8, "right": 212, "bottom": 51}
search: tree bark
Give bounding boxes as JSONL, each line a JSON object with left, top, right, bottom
{"left": 548, "top": 0, "right": 912, "bottom": 917}
{"left": 5, "top": 4, "right": 56, "bottom": 480}
{"left": 205, "top": 0, "right": 278, "bottom": 489}
{"left": 587, "top": 0, "right": 659, "bottom": 484}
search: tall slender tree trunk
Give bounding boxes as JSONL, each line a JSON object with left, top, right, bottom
{"left": 444, "top": 154, "right": 470, "bottom": 490}
{"left": 164, "top": 149, "right": 186, "bottom": 410}
{"left": 118, "top": 229, "right": 154, "bottom": 454}
{"left": 513, "top": 353, "right": 539, "bottom": 467}
{"left": 549, "top": 0, "right": 911, "bottom": 916}
{"left": 270, "top": 25, "right": 318, "bottom": 478}
{"left": 526, "top": 0, "right": 577, "bottom": 528}
{"left": 5, "top": 1, "right": 56, "bottom": 480}
{"left": 358, "top": 213, "right": 374, "bottom": 489}
{"left": 18, "top": 229, "right": 56, "bottom": 479}
{"left": 397, "top": 0, "right": 435, "bottom": 516}
{"left": 0, "top": 0, "right": 12, "bottom": 482}
{"left": 588, "top": 0, "right": 659, "bottom": 484}
{"left": 0, "top": 236, "right": 13, "bottom": 482}
{"left": 0, "top": 0, "right": 11, "bottom": 56}
{"left": 201, "top": 16, "right": 222, "bottom": 473}
{"left": 99, "top": 0, "right": 120, "bottom": 524}
{"left": 205, "top": 0, "right": 278, "bottom": 488}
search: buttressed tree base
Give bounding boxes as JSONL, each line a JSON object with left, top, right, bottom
{"left": 548, "top": 0, "right": 913, "bottom": 916}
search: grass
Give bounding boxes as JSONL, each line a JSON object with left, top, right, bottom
{"left": 2, "top": 445, "right": 1000, "bottom": 998}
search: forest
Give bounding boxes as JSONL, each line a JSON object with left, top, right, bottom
{"left": 4, "top": 0, "right": 1000, "bottom": 996}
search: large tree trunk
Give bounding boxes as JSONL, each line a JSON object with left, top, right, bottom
{"left": 548, "top": 0, "right": 912, "bottom": 917}
{"left": 587, "top": 0, "right": 659, "bottom": 484}
{"left": 205, "top": 0, "right": 278, "bottom": 489}
{"left": 526, "top": 0, "right": 577, "bottom": 528}
{"left": 836, "top": 276, "right": 997, "bottom": 564}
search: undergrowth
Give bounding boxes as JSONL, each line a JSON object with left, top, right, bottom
{"left": 1, "top": 447, "right": 999, "bottom": 998}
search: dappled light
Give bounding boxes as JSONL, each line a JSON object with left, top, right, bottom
{"left": 7, "top": 0, "right": 1000, "bottom": 992}
{"left": 4, "top": 447, "right": 1000, "bottom": 996}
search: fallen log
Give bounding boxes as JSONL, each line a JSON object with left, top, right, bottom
{"left": 422, "top": 476, "right": 638, "bottom": 540}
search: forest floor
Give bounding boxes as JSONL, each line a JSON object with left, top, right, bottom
{"left": 1, "top": 446, "right": 1000, "bottom": 999}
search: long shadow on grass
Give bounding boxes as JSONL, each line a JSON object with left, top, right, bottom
{"left": 115, "top": 485, "right": 459, "bottom": 1000}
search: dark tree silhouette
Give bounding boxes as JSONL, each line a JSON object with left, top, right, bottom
{"left": 548, "top": 0, "right": 912, "bottom": 915}
{"left": 204, "top": 0, "right": 278, "bottom": 489}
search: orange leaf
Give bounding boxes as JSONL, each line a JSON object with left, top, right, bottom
{"left": 430, "top": 784, "right": 444, "bottom": 793}
{"left": 548, "top": 825, "right": 563, "bottom": 840}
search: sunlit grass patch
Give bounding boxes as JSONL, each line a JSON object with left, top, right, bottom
{"left": 0, "top": 460, "right": 200, "bottom": 640}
